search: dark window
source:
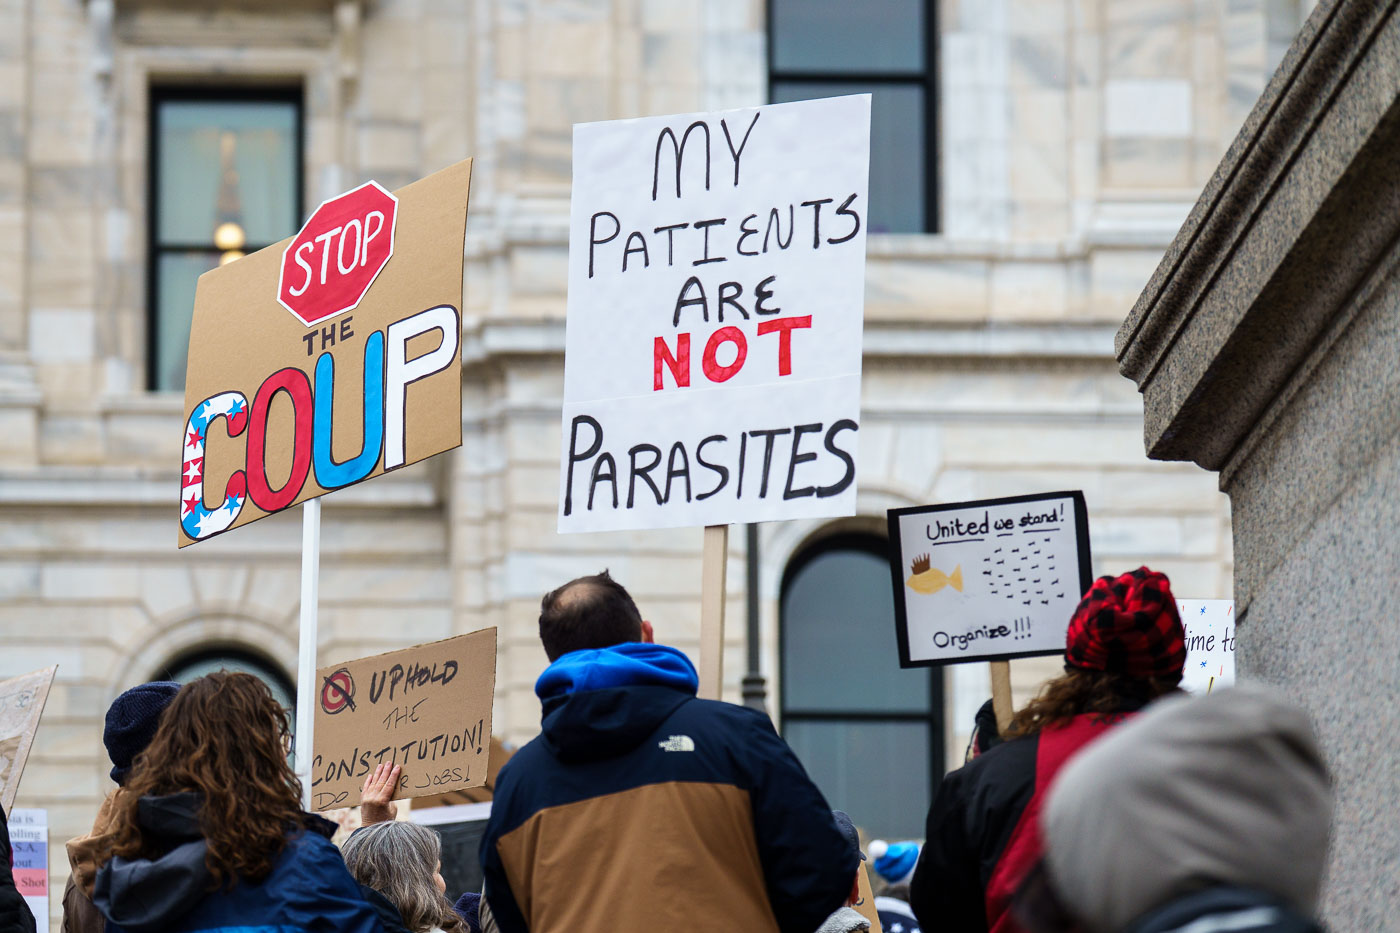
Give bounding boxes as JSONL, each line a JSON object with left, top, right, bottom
{"left": 148, "top": 88, "right": 303, "bottom": 391}
{"left": 781, "top": 533, "right": 944, "bottom": 840}
{"left": 768, "top": 0, "right": 938, "bottom": 234}
{"left": 157, "top": 646, "right": 296, "bottom": 717}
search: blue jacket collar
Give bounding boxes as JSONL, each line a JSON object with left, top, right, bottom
{"left": 535, "top": 642, "right": 698, "bottom": 700}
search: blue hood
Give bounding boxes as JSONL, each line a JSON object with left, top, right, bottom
{"left": 535, "top": 642, "right": 698, "bottom": 699}
{"left": 535, "top": 643, "right": 698, "bottom": 763}
{"left": 93, "top": 793, "right": 341, "bottom": 933}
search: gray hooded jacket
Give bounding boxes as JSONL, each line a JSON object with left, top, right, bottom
{"left": 1041, "top": 683, "right": 1332, "bottom": 933}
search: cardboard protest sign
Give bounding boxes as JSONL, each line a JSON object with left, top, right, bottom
{"left": 558, "top": 95, "right": 871, "bottom": 533}
{"left": 853, "top": 862, "right": 884, "bottom": 933}
{"left": 888, "top": 492, "right": 1092, "bottom": 667}
{"left": 8, "top": 808, "right": 48, "bottom": 933}
{"left": 1178, "top": 598, "right": 1236, "bottom": 694}
{"left": 310, "top": 628, "right": 496, "bottom": 812}
{"left": 0, "top": 666, "right": 56, "bottom": 813}
{"left": 179, "top": 160, "right": 472, "bottom": 546}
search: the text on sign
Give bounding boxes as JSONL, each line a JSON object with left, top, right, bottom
{"left": 582, "top": 114, "right": 861, "bottom": 394}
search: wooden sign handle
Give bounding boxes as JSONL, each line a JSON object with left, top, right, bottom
{"left": 698, "top": 524, "right": 729, "bottom": 700}
{"left": 990, "top": 660, "right": 1014, "bottom": 734}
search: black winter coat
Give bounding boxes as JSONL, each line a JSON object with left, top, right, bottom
{"left": 0, "top": 807, "right": 36, "bottom": 933}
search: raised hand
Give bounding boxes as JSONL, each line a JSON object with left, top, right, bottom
{"left": 358, "top": 762, "right": 402, "bottom": 825}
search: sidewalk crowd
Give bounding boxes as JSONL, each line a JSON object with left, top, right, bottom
{"left": 1, "top": 567, "right": 1333, "bottom": 933}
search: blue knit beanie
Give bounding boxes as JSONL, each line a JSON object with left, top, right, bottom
{"left": 453, "top": 892, "right": 482, "bottom": 933}
{"left": 868, "top": 840, "right": 920, "bottom": 886}
{"left": 104, "top": 681, "right": 182, "bottom": 784}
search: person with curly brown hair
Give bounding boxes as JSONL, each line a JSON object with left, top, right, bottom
{"left": 87, "top": 672, "right": 388, "bottom": 933}
{"left": 908, "top": 567, "right": 1186, "bottom": 933}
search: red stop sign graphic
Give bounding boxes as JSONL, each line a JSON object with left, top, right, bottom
{"left": 277, "top": 180, "right": 398, "bottom": 326}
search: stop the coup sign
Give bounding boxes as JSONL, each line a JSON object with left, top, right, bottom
{"left": 278, "top": 180, "right": 399, "bottom": 325}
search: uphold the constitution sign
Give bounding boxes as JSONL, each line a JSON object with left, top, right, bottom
{"left": 178, "top": 161, "right": 472, "bottom": 546}
{"left": 558, "top": 95, "right": 871, "bottom": 533}
{"left": 311, "top": 629, "right": 497, "bottom": 811}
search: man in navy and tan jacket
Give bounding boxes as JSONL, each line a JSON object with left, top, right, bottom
{"left": 479, "top": 571, "right": 855, "bottom": 933}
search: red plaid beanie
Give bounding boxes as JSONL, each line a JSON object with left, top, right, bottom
{"left": 1065, "top": 567, "right": 1185, "bottom": 678}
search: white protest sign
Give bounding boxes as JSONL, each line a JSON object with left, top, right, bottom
{"left": 9, "top": 808, "right": 48, "bottom": 933}
{"left": 887, "top": 492, "right": 1093, "bottom": 666}
{"left": 559, "top": 95, "right": 871, "bottom": 533}
{"left": 1178, "top": 598, "right": 1236, "bottom": 694}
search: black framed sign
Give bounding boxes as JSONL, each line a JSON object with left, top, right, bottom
{"left": 887, "top": 491, "right": 1093, "bottom": 667}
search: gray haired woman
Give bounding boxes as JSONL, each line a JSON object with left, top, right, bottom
{"left": 341, "top": 821, "right": 467, "bottom": 933}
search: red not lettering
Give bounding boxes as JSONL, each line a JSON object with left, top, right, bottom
{"left": 654, "top": 333, "right": 691, "bottom": 390}
{"left": 756, "top": 315, "right": 812, "bottom": 376}
{"left": 702, "top": 326, "right": 748, "bottom": 383}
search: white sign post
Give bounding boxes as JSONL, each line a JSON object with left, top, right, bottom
{"left": 293, "top": 498, "right": 321, "bottom": 809}
{"left": 559, "top": 96, "right": 872, "bottom": 698}
{"left": 888, "top": 492, "right": 1093, "bottom": 727}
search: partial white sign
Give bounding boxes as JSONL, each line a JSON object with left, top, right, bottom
{"left": 1177, "top": 598, "right": 1236, "bottom": 694}
{"left": 559, "top": 95, "right": 871, "bottom": 533}
{"left": 9, "top": 808, "right": 48, "bottom": 933}
{"left": 888, "top": 492, "right": 1093, "bottom": 666}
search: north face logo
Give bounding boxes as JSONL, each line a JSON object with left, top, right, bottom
{"left": 658, "top": 735, "right": 695, "bottom": 752}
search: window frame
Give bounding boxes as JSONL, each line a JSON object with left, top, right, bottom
{"left": 146, "top": 85, "right": 305, "bottom": 391}
{"left": 778, "top": 531, "right": 946, "bottom": 816}
{"left": 765, "top": 0, "right": 940, "bottom": 234}
{"left": 155, "top": 643, "right": 297, "bottom": 711}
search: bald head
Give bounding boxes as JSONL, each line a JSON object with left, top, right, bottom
{"left": 539, "top": 571, "right": 644, "bottom": 661}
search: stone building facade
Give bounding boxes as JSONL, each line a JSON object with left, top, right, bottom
{"left": 0, "top": 0, "right": 1306, "bottom": 923}
{"left": 1121, "top": 0, "right": 1398, "bottom": 924}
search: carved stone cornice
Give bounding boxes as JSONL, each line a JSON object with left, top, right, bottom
{"left": 1116, "top": 0, "right": 1400, "bottom": 474}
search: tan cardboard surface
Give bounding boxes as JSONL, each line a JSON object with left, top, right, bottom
{"left": 310, "top": 628, "right": 496, "bottom": 812}
{"left": 853, "top": 861, "right": 883, "bottom": 933}
{"left": 179, "top": 159, "right": 472, "bottom": 546}
{"left": 0, "top": 666, "right": 56, "bottom": 812}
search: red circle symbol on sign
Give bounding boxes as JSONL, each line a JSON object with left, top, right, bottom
{"left": 320, "top": 668, "right": 356, "bottom": 715}
{"left": 277, "top": 180, "right": 399, "bottom": 326}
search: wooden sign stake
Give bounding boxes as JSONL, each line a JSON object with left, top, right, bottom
{"left": 990, "top": 659, "right": 1014, "bottom": 734}
{"left": 293, "top": 498, "right": 322, "bottom": 810}
{"left": 698, "top": 524, "right": 729, "bottom": 700}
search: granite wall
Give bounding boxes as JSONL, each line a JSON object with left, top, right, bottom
{"left": 1118, "top": 0, "right": 1400, "bottom": 925}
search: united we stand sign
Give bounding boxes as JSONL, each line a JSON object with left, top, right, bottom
{"left": 178, "top": 162, "right": 472, "bottom": 546}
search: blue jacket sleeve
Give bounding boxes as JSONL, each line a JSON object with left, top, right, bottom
{"left": 281, "top": 833, "right": 389, "bottom": 933}
{"left": 739, "top": 710, "right": 857, "bottom": 933}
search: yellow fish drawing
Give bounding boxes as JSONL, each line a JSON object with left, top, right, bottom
{"left": 906, "top": 554, "right": 963, "bottom": 595}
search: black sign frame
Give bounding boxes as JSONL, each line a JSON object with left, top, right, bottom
{"left": 886, "top": 490, "right": 1093, "bottom": 668}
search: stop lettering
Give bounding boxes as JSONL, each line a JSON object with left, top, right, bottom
{"left": 278, "top": 180, "right": 398, "bottom": 326}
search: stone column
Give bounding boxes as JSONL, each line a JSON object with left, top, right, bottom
{"left": 0, "top": 0, "right": 39, "bottom": 465}
{"left": 1116, "top": 1, "right": 1400, "bottom": 926}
